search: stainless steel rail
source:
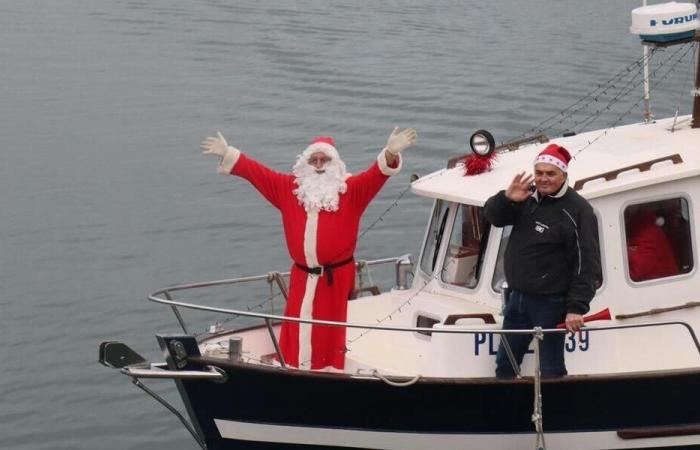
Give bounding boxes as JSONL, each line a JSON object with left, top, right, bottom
{"left": 141, "top": 262, "right": 700, "bottom": 450}
{"left": 146, "top": 254, "right": 700, "bottom": 372}
{"left": 157, "top": 256, "right": 401, "bottom": 294}
{"left": 149, "top": 289, "right": 700, "bottom": 352}
{"left": 122, "top": 365, "right": 227, "bottom": 381}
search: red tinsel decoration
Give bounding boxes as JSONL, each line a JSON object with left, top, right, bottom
{"left": 463, "top": 151, "right": 498, "bottom": 176}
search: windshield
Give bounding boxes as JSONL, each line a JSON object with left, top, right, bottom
{"left": 419, "top": 200, "right": 450, "bottom": 276}
{"left": 441, "top": 204, "right": 490, "bottom": 289}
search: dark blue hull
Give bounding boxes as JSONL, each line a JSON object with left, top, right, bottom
{"left": 179, "top": 356, "right": 700, "bottom": 450}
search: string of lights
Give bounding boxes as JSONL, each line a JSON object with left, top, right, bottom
{"left": 573, "top": 41, "right": 697, "bottom": 157}
{"left": 519, "top": 50, "right": 654, "bottom": 139}
{"left": 572, "top": 42, "right": 694, "bottom": 135}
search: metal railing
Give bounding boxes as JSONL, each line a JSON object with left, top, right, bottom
{"left": 143, "top": 266, "right": 700, "bottom": 450}
{"left": 148, "top": 261, "right": 700, "bottom": 370}
{"left": 150, "top": 256, "right": 406, "bottom": 339}
{"left": 150, "top": 288, "right": 700, "bottom": 357}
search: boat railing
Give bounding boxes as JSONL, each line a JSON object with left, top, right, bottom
{"left": 142, "top": 272, "right": 700, "bottom": 450}
{"left": 148, "top": 267, "right": 700, "bottom": 371}
{"left": 151, "top": 255, "right": 410, "bottom": 337}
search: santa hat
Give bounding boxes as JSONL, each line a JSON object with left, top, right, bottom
{"left": 533, "top": 144, "right": 571, "bottom": 172}
{"left": 301, "top": 136, "right": 340, "bottom": 161}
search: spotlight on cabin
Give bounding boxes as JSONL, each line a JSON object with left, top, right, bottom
{"left": 469, "top": 129, "right": 496, "bottom": 157}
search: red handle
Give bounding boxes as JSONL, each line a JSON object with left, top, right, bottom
{"left": 556, "top": 308, "right": 611, "bottom": 329}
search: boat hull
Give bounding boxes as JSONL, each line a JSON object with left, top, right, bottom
{"left": 181, "top": 356, "right": 700, "bottom": 450}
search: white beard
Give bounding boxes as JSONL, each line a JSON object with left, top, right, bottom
{"left": 292, "top": 156, "right": 348, "bottom": 212}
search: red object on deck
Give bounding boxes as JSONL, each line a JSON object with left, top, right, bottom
{"left": 556, "top": 308, "right": 612, "bottom": 329}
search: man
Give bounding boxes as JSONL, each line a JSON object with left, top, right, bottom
{"left": 483, "top": 143, "right": 601, "bottom": 378}
{"left": 200, "top": 127, "right": 417, "bottom": 370}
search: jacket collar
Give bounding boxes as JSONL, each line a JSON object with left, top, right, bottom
{"left": 533, "top": 181, "right": 568, "bottom": 202}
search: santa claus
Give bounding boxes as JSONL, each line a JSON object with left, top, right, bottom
{"left": 200, "top": 127, "right": 417, "bottom": 370}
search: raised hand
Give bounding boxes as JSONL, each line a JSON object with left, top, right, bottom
{"left": 505, "top": 172, "right": 534, "bottom": 202}
{"left": 385, "top": 127, "right": 417, "bottom": 155}
{"left": 200, "top": 132, "right": 229, "bottom": 158}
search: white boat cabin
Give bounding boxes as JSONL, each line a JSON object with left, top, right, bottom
{"left": 342, "top": 115, "right": 699, "bottom": 379}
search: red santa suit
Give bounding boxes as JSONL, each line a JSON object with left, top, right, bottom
{"left": 627, "top": 209, "right": 679, "bottom": 282}
{"left": 218, "top": 142, "right": 401, "bottom": 369}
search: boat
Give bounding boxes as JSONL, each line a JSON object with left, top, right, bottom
{"left": 100, "top": 4, "right": 700, "bottom": 450}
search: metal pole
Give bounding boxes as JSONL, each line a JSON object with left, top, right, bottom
{"left": 265, "top": 318, "right": 286, "bottom": 368}
{"left": 164, "top": 291, "right": 190, "bottom": 335}
{"left": 642, "top": 0, "right": 653, "bottom": 124}
{"left": 500, "top": 334, "right": 522, "bottom": 378}
{"left": 643, "top": 45, "right": 653, "bottom": 123}
{"left": 131, "top": 378, "right": 207, "bottom": 449}
{"left": 692, "top": 34, "right": 700, "bottom": 128}
{"left": 532, "top": 327, "right": 546, "bottom": 450}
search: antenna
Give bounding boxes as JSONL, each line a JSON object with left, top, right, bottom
{"left": 630, "top": 1, "right": 700, "bottom": 126}
{"left": 642, "top": 0, "right": 653, "bottom": 123}
{"left": 693, "top": 1, "right": 700, "bottom": 128}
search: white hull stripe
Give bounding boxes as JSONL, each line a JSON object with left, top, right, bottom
{"left": 213, "top": 419, "right": 700, "bottom": 449}
{"left": 299, "top": 209, "right": 320, "bottom": 369}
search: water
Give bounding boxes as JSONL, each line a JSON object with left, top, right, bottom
{"left": 1, "top": 1, "right": 695, "bottom": 448}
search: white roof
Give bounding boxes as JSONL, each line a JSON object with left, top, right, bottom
{"left": 411, "top": 116, "right": 700, "bottom": 205}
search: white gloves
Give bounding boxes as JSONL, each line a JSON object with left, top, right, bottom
{"left": 384, "top": 127, "right": 417, "bottom": 155}
{"left": 200, "top": 132, "right": 230, "bottom": 158}
{"left": 200, "top": 132, "right": 242, "bottom": 175}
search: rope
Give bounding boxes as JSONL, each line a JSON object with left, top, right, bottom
{"left": 532, "top": 327, "right": 546, "bottom": 450}
{"left": 372, "top": 369, "right": 422, "bottom": 387}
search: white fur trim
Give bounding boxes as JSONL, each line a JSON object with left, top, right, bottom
{"left": 302, "top": 142, "right": 340, "bottom": 161}
{"left": 298, "top": 274, "right": 318, "bottom": 370}
{"left": 303, "top": 210, "right": 319, "bottom": 267}
{"left": 377, "top": 148, "right": 402, "bottom": 176}
{"left": 534, "top": 154, "right": 567, "bottom": 172}
{"left": 217, "top": 146, "right": 241, "bottom": 175}
{"left": 298, "top": 209, "right": 320, "bottom": 369}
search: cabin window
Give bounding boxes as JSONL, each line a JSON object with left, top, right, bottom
{"left": 415, "top": 314, "right": 440, "bottom": 336}
{"left": 419, "top": 200, "right": 450, "bottom": 276}
{"left": 624, "top": 198, "right": 693, "bottom": 282}
{"left": 441, "top": 204, "right": 490, "bottom": 289}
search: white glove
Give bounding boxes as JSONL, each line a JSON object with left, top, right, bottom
{"left": 384, "top": 127, "right": 417, "bottom": 155}
{"left": 200, "top": 132, "right": 229, "bottom": 158}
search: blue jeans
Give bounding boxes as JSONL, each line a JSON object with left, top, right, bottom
{"left": 495, "top": 290, "right": 568, "bottom": 378}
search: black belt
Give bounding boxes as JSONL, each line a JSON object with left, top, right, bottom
{"left": 295, "top": 257, "right": 354, "bottom": 285}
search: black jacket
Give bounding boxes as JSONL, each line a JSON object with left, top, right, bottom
{"left": 484, "top": 185, "right": 601, "bottom": 314}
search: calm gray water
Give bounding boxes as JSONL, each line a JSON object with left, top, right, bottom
{"left": 1, "top": 1, "right": 695, "bottom": 448}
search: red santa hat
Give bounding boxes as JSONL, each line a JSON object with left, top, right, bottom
{"left": 301, "top": 136, "right": 340, "bottom": 161}
{"left": 533, "top": 144, "right": 572, "bottom": 172}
